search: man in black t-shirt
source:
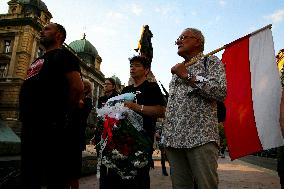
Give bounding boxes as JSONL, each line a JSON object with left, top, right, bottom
{"left": 101, "top": 55, "right": 166, "bottom": 189}
{"left": 19, "top": 23, "right": 83, "bottom": 188}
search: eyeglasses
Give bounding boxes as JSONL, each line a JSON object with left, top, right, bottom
{"left": 175, "top": 35, "right": 198, "bottom": 45}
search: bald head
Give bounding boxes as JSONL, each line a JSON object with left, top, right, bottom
{"left": 40, "top": 23, "right": 66, "bottom": 51}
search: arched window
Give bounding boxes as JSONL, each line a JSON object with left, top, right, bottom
{"left": 0, "top": 64, "right": 8, "bottom": 78}
{"left": 4, "top": 40, "right": 11, "bottom": 53}
{"left": 0, "top": 56, "right": 10, "bottom": 78}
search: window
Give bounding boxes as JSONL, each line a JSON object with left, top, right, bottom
{"left": 4, "top": 40, "right": 11, "bottom": 53}
{"left": 0, "top": 64, "right": 8, "bottom": 78}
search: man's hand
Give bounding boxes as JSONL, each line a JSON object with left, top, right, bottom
{"left": 171, "top": 63, "right": 196, "bottom": 86}
{"left": 171, "top": 63, "right": 187, "bottom": 79}
{"left": 124, "top": 101, "right": 140, "bottom": 112}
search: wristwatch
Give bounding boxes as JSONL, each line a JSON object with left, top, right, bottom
{"left": 195, "top": 75, "right": 209, "bottom": 82}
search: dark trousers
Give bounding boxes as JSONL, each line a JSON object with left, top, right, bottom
{"left": 280, "top": 173, "right": 284, "bottom": 189}
{"left": 21, "top": 144, "right": 70, "bottom": 189}
{"left": 160, "top": 147, "right": 168, "bottom": 175}
{"left": 278, "top": 146, "right": 284, "bottom": 189}
{"left": 21, "top": 121, "right": 81, "bottom": 189}
{"left": 99, "top": 165, "right": 150, "bottom": 189}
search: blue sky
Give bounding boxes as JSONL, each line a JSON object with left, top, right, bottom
{"left": 1, "top": 0, "right": 284, "bottom": 90}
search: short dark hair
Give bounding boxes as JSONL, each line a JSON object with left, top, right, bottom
{"left": 105, "top": 77, "right": 116, "bottom": 86}
{"left": 53, "top": 23, "right": 66, "bottom": 42}
{"left": 128, "top": 55, "right": 151, "bottom": 69}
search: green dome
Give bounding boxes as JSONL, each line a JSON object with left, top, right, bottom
{"left": 16, "top": 0, "right": 48, "bottom": 12}
{"left": 111, "top": 75, "right": 121, "bottom": 86}
{"left": 69, "top": 37, "right": 98, "bottom": 59}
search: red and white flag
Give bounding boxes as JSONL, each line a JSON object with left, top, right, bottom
{"left": 222, "top": 27, "right": 284, "bottom": 160}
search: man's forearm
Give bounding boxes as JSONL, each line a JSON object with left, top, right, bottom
{"left": 66, "top": 71, "right": 84, "bottom": 110}
{"left": 124, "top": 102, "right": 165, "bottom": 118}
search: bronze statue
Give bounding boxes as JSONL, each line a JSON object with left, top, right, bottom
{"left": 134, "top": 25, "right": 153, "bottom": 63}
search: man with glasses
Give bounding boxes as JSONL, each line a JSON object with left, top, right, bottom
{"left": 163, "top": 28, "right": 227, "bottom": 189}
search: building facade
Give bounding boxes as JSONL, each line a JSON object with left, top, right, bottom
{"left": 0, "top": 0, "right": 105, "bottom": 134}
{"left": 68, "top": 35, "right": 105, "bottom": 107}
{"left": 277, "top": 49, "right": 284, "bottom": 86}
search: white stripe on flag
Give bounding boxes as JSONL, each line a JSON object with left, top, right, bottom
{"left": 249, "top": 28, "right": 284, "bottom": 149}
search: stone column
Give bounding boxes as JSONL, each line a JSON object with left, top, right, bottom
{"left": 30, "top": 34, "right": 39, "bottom": 63}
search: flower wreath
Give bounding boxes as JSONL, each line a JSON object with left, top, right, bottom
{"left": 95, "top": 93, "right": 152, "bottom": 179}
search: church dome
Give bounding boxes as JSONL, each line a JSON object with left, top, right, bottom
{"left": 69, "top": 35, "right": 98, "bottom": 59}
{"left": 16, "top": 0, "right": 48, "bottom": 12}
{"left": 111, "top": 75, "right": 121, "bottom": 86}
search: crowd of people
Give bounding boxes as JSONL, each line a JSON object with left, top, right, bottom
{"left": 18, "top": 22, "right": 284, "bottom": 189}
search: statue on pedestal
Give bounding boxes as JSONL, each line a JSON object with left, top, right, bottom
{"left": 129, "top": 25, "right": 155, "bottom": 85}
{"left": 134, "top": 25, "right": 153, "bottom": 63}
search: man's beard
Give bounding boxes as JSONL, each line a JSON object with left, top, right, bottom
{"left": 40, "top": 37, "right": 55, "bottom": 48}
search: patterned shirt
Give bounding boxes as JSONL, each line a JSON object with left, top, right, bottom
{"left": 163, "top": 53, "right": 227, "bottom": 148}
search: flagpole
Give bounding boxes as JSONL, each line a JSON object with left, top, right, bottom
{"left": 204, "top": 24, "right": 272, "bottom": 57}
{"left": 250, "top": 24, "right": 272, "bottom": 36}
{"left": 204, "top": 46, "right": 226, "bottom": 57}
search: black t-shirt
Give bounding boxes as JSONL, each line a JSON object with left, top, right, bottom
{"left": 19, "top": 48, "right": 81, "bottom": 123}
{"left": 121, "top": 80, "right": 166, "bottom": 141}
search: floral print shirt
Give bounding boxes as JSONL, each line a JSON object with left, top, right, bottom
{"left": 163, "top": 54, "right": 227, "bottom": 148}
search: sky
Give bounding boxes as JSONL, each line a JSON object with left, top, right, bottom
{"left": 1, "top": 0, "right": 284, "bottom": 90}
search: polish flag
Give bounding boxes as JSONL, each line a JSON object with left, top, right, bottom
{"left": 221, "top": 27, "right": 284, "bottom": 160}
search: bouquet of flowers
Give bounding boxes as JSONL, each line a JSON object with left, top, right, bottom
{"left": 96, "top": 93, "right": 152, "bottom": 179}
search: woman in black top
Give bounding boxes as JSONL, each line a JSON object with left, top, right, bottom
{"left": 97, "top": 78, "right": 119, "bottom": 108}
{"left": 96, "top": 78, "right": 120, "bottom": 189}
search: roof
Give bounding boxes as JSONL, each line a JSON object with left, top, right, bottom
{"left": 69, "top": 36, "right": 98, "bottom": 58}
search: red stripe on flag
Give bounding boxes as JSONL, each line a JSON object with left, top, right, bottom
{"left": 222, "top": 36, "right": 263, "bottom": 160}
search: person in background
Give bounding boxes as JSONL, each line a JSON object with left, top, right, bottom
{"left": 67, "top": 79, "right": 93, "bottom": 189}
{"left": 19, "top": 23, "right": 83, "bottom": 188}
{"left": 155, "top": 125, "right": 169, "bottom": 176}
{"left": 95, "top": 77, "right": 119, "bottom": 189}
{"left": 218, "top": 123, "right": 226, "bottom": 158}
{"left": 278, "top": 88, "right": 284, "bottom": 189}
{"left": 79, "top": 79, "right": 94, "bottom": 151}
{"left": 163, "top": 28, "right": 227, "bottom": 189}
{"left": 95, "top": 78, "right": 119, "bottom": 153}
{"left": 97, "top": 78, "right": 119, "bottom": 108}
